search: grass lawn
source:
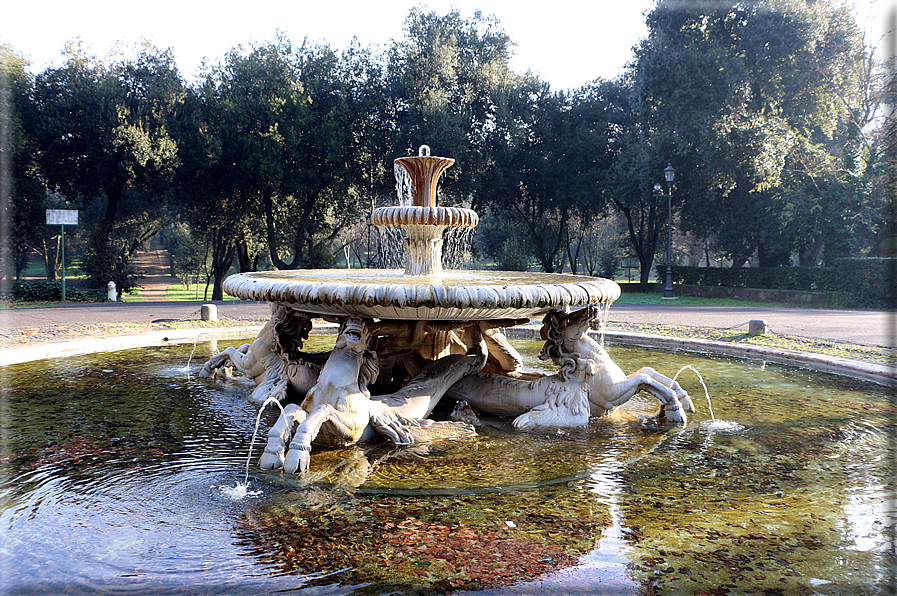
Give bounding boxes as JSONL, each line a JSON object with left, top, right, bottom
{"left": 165, "top": 283, "right": 239, "bottom": 302}
{"left": 612, "top": 291, "right": 817, "bottom": 310}
{"left": 119, "top": 287, "right": 144, "bottom": 302}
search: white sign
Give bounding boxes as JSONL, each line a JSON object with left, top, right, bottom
{"left": 46, "top": 209, "right": 79, "bottom": 226}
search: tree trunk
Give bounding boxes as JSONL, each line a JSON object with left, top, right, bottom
{"left": 209, "top": 230, "right": 236, "bottom": 301}
{"left": 615, "top": 200, "right": 660, "bottom": 286}
{"left": 566, "top": 230, "right": 584, "bottom": 275}
{"left": 41, "top": 237, "right": 58, "bottom": 280}
{"left": 798, "top": 238, "right": 824, "bottom": 267}
{"left": 236, "top": 240, "right": 251, "bottom": 272}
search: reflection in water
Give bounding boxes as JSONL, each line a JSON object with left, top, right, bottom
{"left": 0, "top": 339, "right": 894, "bottom": 594}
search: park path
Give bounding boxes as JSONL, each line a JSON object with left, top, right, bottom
{"left": 130, "top": 238, "right": 176, "bottom": 301}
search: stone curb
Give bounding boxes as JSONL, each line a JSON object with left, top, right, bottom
{"left": 2, "top": 323, "right": 893, "bottom": 387}
{"left": 504, "top": 325, "right": 896, "bottom": 386}
{"left": 0, "top": 326, "right": 265, "bottom": 366}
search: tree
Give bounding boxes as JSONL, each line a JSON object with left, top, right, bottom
{"left": 475, "top": 76, "right": 625, "bottom": 273}
{"left": 170, "top": 85, "right": 256, "bottom": 300}
{"left": 28, "top": 40, "right": 184, "bottom": 291}
{"left": 1, "top": 43, "right": 50, "bottom": 284}
{"left": 201, "top": 36, "right": 367, "bottom": 272}
{"left": 631, "top": 0, "right": 882, "bottom": 267}
{"left": 387, "top": 8, "right": 520, "bottom": 208}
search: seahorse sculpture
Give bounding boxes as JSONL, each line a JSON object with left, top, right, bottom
{"left": 199, "top": 304, "right": 327, "bottom": 403}
{"left": 259, "top": 316, "right": 494, "bottom": 474}
{"left": 446, "top": 306, "right": 695, "bottom": 427}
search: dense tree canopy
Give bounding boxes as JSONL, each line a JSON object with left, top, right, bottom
{"left": 632, "top": 0, "right": 887, "bottom": 268}
{"left": 1, "top": 1, "right": 888, "bottom": 295}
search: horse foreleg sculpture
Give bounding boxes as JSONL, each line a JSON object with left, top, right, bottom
{"left": 446, "top": 306, "right": 695, "bottom": 427}
{"left": 260, "top": 317, "right": 493, "bottom": 474}
{"left": 199, "top": 304, "right": 326, "bottom": 403}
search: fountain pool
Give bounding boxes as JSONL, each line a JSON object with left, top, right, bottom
{"left": 2, "top": 337, "right": 894, "bottom": 595}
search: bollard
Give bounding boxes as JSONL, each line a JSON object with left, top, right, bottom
{"left": 201, "top": 304, "right": 218, "bottom": 321}
{"left": 107, "top": 281, "right": 117, "bottom": 302}
{"left": 748, "top": 319, "right": 769, "bottom": 335}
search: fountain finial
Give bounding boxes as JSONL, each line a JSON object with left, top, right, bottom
{"left": 394, "top": 147, "right": 455, "bottom": 208}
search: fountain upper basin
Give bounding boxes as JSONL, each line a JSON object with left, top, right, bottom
{"left": 223, "top": 269, "right": 620, "bottom": 320}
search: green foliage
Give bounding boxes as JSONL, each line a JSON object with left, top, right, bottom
{"left": 494, "top": 236, "right": 532, "bottom": 272}
{"left": 27, "top": 40, "right": 185, "bottom": 291}
{"left": 632, "top": 0, "right": 884, "bottom": 268}
{"left": 7, "top": 4, "right": 886, "bottom": 297}
{"left": 827, "top": 258, "right": 897, "bottom": 309}
{"left": 159, "top": 221, "right": 207, "bottom": 286}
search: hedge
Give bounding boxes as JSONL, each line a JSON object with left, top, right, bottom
{"left": 6, "top": 280, "right": 109, "bottom": 303}
{"left": 656, "top": 258, "right": 896, "bottom": 309}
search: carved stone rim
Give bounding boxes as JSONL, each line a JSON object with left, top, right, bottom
{"left": 222, "top": 270, "right": 620, "bottom": 321}
{"left": 371, "top": 205, "right": 479, "bottom": 228}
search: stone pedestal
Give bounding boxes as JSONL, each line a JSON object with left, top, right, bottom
{"left": 201, "top": 304, "right": 218, "bottom": 321}
{"left": 748, "top": 319, "right": 769, "bottom": 335}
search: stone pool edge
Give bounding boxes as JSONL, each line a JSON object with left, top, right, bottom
{"left": 510, "top": 326, "right": 896, "bottom": 387}
{"left": 1, "top": 323, "right": 893, "bottom": 386}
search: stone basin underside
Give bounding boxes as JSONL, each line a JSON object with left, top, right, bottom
{"left": 223, "top": 270, "right": 621, "bottom": 320}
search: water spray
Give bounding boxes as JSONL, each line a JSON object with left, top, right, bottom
{"left": 671, "top": 364, "right": 714, "bottom": 420}
{"left": 186, "top": 332, "right": 218, "bottom": 378}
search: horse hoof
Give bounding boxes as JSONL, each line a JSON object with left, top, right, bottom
{"left": 681, "top": 393, "right": 696, "bottom": 413}
{"left": 664, "top": 405, "right": 687, "bottom": 424}
{"left": 283, "top": 450, "right": 301, "bottom": 474}
{"left": 512, "top": 412, "right": 536, "bottom": 428}
{"left": 258, "top": 449, "right": 284, "bottom": 470}
{"left": 283, "top": 448, "right": 310, "bottom": 474}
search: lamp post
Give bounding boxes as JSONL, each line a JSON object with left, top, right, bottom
{"left": 662, "top": 164, "right": 675, "bottom": 299}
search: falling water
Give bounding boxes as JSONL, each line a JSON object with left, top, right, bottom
{"left": 371, "top": 162, "right": 415, "bottom": 269}
{"left": 378, "top": 226, "right": 407, "bottom": 269}
{"left": 394, "top": 162, "right": 413, "bottom": 207}
{"left": 672, "top": 364, "right": 715, "bottom": 420}
{"left": 186, "top": 332, "right": 218, "bottom": 378}
{"left": 590, "top": 302, "right": 612, "bottom": 347}
{"left": 442, "top": 226, "right": 474, "bottom": 270}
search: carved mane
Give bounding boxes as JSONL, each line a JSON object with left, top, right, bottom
{"left": 272, "top": 305, "right": 314, "bottom": 365}
{"left": 538, "top": 307, "right": 600, "bottom": 382}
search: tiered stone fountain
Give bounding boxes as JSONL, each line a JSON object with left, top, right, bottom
{"left": 371, "top": 146, "right": 478, "bottom": 277}
{"left": 202, "top": 146, "right": 694, "bottom": 473}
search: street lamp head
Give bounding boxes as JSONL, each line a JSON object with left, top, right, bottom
{"left": 664, "top": 163, "right": 675, "bottom": 183}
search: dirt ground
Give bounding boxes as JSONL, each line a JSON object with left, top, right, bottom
{"left": 130, "top": 239, "right": 178, "bottom": 301}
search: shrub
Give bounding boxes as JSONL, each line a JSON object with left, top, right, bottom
{"left": 827, "top": 258, "right": 897, "bottom": 309}
{"left": 8, "top": 280, "right": 108, "bottom": 302}
{"left": 495, "top": 236, "right": 532, "bottom": 271}
{"left": 658, "top": 259, "right": 896, "bottom": 309}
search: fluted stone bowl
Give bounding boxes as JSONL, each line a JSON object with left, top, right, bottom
{"left": 223, "top": 270, "right": 620, "bottom": 320}
{"left": 371, "top": 206, "right": 479, "bottom": 228}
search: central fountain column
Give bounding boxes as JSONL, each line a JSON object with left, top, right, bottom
{"left": 404, "top": 224, "right": 446, "bottom": 277}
